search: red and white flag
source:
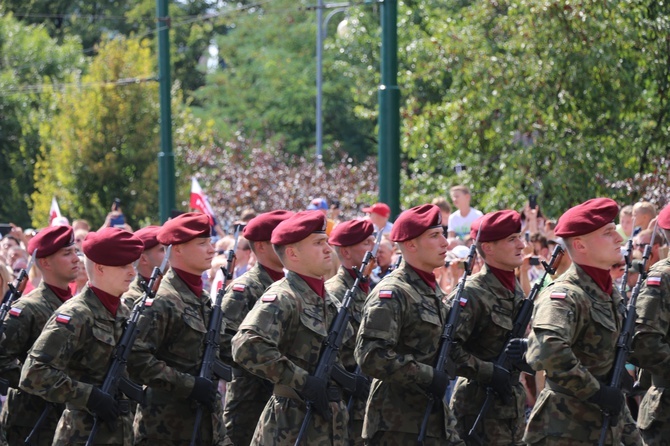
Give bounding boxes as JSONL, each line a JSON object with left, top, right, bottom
{"left": 49, "top": 197, "right": 62, "bottom": 225}
{"left": 190, "top": 177, "right": 216, "bottom": 220}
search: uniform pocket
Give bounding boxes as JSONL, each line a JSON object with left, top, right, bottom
{"left": 638, "top": 387, "right": 665, "bottom": 430}
{"left": 91, "top": 321, "right": 116, "bottom": 346}
{"left": 589, "top": 303, "right": 617, "bottom": 332}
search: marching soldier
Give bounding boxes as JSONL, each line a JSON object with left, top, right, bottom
{"left": 220, "top": 210, "right": 293, "bottom": 446}
{"left": 631, "top": 204, "right": 670, "bottom": 445}
{"left": 522, "top": 198, "right": 641, "bottom": 445}
{"left": 121, "top": 225, "right": 165, "bottom": 308}
{"left": 448, "top": 210, "right": 527, "bottom": 445}
{"left": 19, "top": 227, "right": 144, "bottom": 445}
{"left": 354, "top": 204, "right": 464, "bottom": 445}
{"left": 325, "top": 218, "right": 375, "bottom": 445}
{"left": 231, "top": 211, "right": 351, "bottom": 445}
{"left": 127, "top": 212, "right": 225, "bottom": 445}
{"left": 0, "top": 225, "right": 79, "bottom": 445}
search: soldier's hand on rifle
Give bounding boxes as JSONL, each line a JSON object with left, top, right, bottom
{"left": 588, "top": 384, "right": 624, "bottom": 415}
{"left": 427, "top": 368, "right": 450, "bottom": 400}
{"left": 505, "top": 338, "right": 528, "bottom": 364}
{"left": 301, "top": 376, "right": 331, "bottom": 419}
{"left": 490, "top": 365, "right": 513, "bottom": 403}
{"left": 189, "top": 377, "right": 218, "bottom": 411}
{"left": 87, "top": 388, "right": 120, "bottom": 423}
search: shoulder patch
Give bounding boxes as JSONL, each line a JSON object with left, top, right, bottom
{"left": 144, "top": 298, "right": 154, "bottom": 307}
{"left": 9, "top": 307, "right": 22, "bottom": 317}
{"left": 55, "top": 313, "right": 71, "bottom": 324}
{"left": 550, "top": 292, "right": 567, "bottom": 300}
{"left": 261, "top": 294, "right": 277, "bottom": 302}
{"left": 233, "top": 283, "right": 246, "bottom": 292}
{"left": 458, "top": 296, "right": 468, "bottom": 307}
{"left": 379, "top": 290, "right": 393, "bottom": 299}
{"left": 647, "top": 276, "right": 662, "bottom": 287}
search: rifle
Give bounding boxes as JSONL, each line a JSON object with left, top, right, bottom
{"left": 295, "top": 230, "right": 384, "bottom": 446}
{"left": 0, "top": 251, "right": 37, "bottom": 396}
{"left": 83, "top": 245, "right": 173, "bottom": 446}
{"left": 619, "top": 233, "right": 634, "bottom": 304}
{"left": 417, "top": 234, "right": 479, "bottom": 446}
{"left": 189, "top": 225, "right": 242, "bottom": 446}
{"left": 597, "top": 223, "right": 658, "bottom": 446}
{"left": 390, "top": 254, "right": 402, "bottom": 272}
{"left": 466, "top": 244, "right": 564, "bottom": 444}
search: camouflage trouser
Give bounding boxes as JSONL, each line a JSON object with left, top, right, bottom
{"left": 222, "top": 398, "right": 267, "bottom": 446}
{"left": 455, "top": 414, "right": 525, "bottom": 446}
{"left": 350, "top": 419, "right": 364, "bottom": 446}
{"left": 365, "top": 431, "right": 465, "bottom": 446}
{"left": 640, "top": 428, "right": 670, "bottom": 446}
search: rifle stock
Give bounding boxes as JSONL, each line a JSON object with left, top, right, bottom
{"left": 466, "top": 244, "right": 563, "bottom": 444}
{"left": 294, "top": 230, "right": 383, "bottom": 446}
{"left": 84, "top": 245, "right": 172, "bottom": 446}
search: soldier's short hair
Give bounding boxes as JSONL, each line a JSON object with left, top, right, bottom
{"left": 475, "top": 242, "right": 486, "bottom": 259}
{"left": 332, "top": 245, "right": 345, "bottom": 263}
{"left": 273, "top": 244, "right": 288, "bottom": 264}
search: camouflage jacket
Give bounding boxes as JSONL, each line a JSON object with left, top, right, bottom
{"left": 0, "top": 282, "right": 65, "bottom": 431}
{"left": 354, "top": 261, "right": 461, "bottom": 441}
{"left": 231, "top": 271, "right": 351, "bottom": 445}
{"left": 525, "top": 264, "right": 625, "bottom": 443}
{"left": 19, "top": 286, "right": 133, "bottom": 445}
{"left": 127, "top": 268, "right": 225, "bottom": 444}
{"left": 632, "top": 258, "right": 670, "bottom": 430}
{"left": 449, "top": 264, "right": 526, "bottom": 419}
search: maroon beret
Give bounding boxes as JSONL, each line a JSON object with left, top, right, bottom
{"left": 27, "top": 225, "right": 75, "bottom": 258}
{"left": 554, "top": 198, "right": 619, "bottom": 238}
{"left": 243, "top": 210, "right": 295, "bottom": 242}
{"left": 658, "top": 204, "right": 670, "bottom": 230}
{"left": 329, "top": 219, "right": 374, "bottom": 247}
{"left": 134, "top": 225, "right": 161, "bottom": 250}
{"left": 390, "top": 204, "right": 442, "bottom": 242}
{"left": 83, "top": 228, "right": 144, "bottom": 266}
{"left": 157, "top": 212, "right": 210, "bottom": 245}
{"left": 469, "top": 210, "right": 521, "bottom": 243}
{"left": 271, "top": 211, "right": 327, "bottom": 246}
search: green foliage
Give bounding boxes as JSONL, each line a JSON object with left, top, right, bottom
{"left": 0, "top": 11, "right": 84, "bottom": 226}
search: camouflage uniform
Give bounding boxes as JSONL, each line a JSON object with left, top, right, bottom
{"left": 448, "top": 264, "right": 526, "bottom": 445}
{"left": 0, "top": 282, "right": 65, "bottom": 445}
{"left": 220, "top": 263, "right": 276, "bottom": 446}
{"left": 325, "top": 266, "right": 369, "bottom": 446}
{"left": 354, "top": 262, "right": 464, "bottom": 446}
{"left": 127, "top": 268, "right": 226, "bottom": 445}
{"left": 632, "top": 258, "right": 670, "bottom": 445}
{"left": 231, "top": 271, "right": 350, "bottom": 446}
{"left": 524, "top": 264, "right": 640, "bottom": 445}
{"left": 19, "top": 286, "right": 133, "bottom": 445}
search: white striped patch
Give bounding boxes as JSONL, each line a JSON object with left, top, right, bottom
{"left": 9, "top": 308, "right": 22, "bottom": 317}
{"left": 647, "top": 276, "right": 662, "bottom": 287}
{"left": 550, "top": 292, "right": 567, "bottom": 300}
{"left": 459, "top": 297, "right": 468, "bottom": 307}
{"left": 144, "top": 298, "right": 154, "bottom": 307}
{"left": 56, "top": 314, "right": 71, "bottom": 324}
{"left": 379, "top": 290, "right": 393, "bottom": 299}
{"left": 233, "top": 283, "right": 246, "bottom": 292}
{"left": 262, "top": 294, "right": 277, "bottom": 302}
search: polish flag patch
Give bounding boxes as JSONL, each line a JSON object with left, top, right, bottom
{"left": 233, "top": 284, "right": 246, "bottom": 292}
{"left": 379, "top": 290, "right": 393, "bottom": 299}
{"left": 647, "top": 276, "right": 662, "bottom": 287}
{"left": 56, "top": 314, "right": 71, "bottom": 324}
{"left": 262, "top": 294, "right": 277, "bottom": 302}
{"left": 550, "top": 292, "right": 567, "bottom": 300}
{"left": 459, "top": 297, "right": 468, "bottom": 307}
{"left": 144, "top": 298, "right": 154, "bottom": 307}
{"left": 9, "top": 308, "right": 22, "bottom": 317}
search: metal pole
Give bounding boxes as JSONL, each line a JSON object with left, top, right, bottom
{"left": 377, "top": 0, "right": 400, "bottom": 219}
{"left": 157, "top": 0, "right": 175, "bottom": 223}
{"left": 316, "top": 0, "right": 324, "bottom": 164}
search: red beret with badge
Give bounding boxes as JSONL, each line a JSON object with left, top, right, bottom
{"left": 83, "top": 227, "right": 144, "bottom": 266}
{"left": 329, "top": 219, "right": 374, "bottom": 247}
{"left": 27, "top": 225, "right": 75, "bottom": 258}
{"left": 390, "top": 204, "right": 442, "bottom": 242}
{"left": 134, "top": 225, "right": 162, "bottom": 250}
{"left": 469, "top": 210, "right": 521, "bottom": 243}
{"left": 157, "top": 212, "right": 210, "bottom": 245}
{"left": 271, "top": 211, "right": 327, "bottom": 246}
{"left": 658, "top": 204, "right": 670, "bottom": 230}
{"left": 554, "top": 198, "right": 619, "bottom": 238}
{"left": 243, "top": 210, "right": 295, "bottom": 242}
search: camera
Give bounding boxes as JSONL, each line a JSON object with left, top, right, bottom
{"left": 529, "top": 194, "right": 538, "bottom": 210}
{"left": 529, "top": 256, "right": 541, "bottom": 266}
{"left": 0, "top": 223, "right": 12, "bottom": 237}
{"left": 110, "top": 198, "right": 125, "bottom": 228}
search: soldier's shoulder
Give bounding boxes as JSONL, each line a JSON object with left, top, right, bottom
{"left": 648, "top": 259, "right": 670, "bottom": 276}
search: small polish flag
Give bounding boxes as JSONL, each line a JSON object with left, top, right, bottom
{"left": 459, "top": 297, "right": 468, "bottom": 307}
{"left": 550, "top": 292, "right": 567, "bottom": 299}
{"left": 144, "top": 298, "right": 154, "bottom": 307}
{"left": 647, "top": 277, "right": 662, "bottom": 287}
{"left": 56, "top": 314, "right": 71, "bottom": 324}
{"left": 9, "top": 308, "right": 22, "bottom": 317}
{"left": 262, "top": 294, "right": 277, "bottom": 302}
{"left": 379, "top": 290, "right": 393, "bottom": 299}
{"left": 233, "top": 284, "right": 246, "bottom": 292}
{"left": 49, "top": 196, "right": 62, "bottom": 225}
